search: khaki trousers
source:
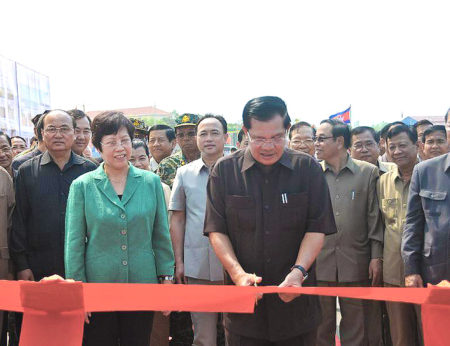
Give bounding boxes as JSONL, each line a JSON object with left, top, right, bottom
{"left": 316, "top": 281, "right": 370, "bottom": 346}
{"left": 187, "top": 277, "right": 224, "bottom": 346}
{"left": 384, "top": 283, "right": 423, "bottom": 346}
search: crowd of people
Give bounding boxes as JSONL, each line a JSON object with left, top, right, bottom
{"left": 0, "top": 97, "right": 448, "bottom": 346}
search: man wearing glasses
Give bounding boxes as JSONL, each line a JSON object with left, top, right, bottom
{"left": 157, "top": 113, "right": 200, "bottom": 188}
{"left": 10, "top": 110, "right": 97, "bottom": 283}
{"left": 288, "top": 121, "right": 316, "bottom": 157}
{"left": 314, "top": 119, "right": 383, "bottom": 346}
{"left": 148, "top": 124, "right": 176, "bottom": 173}
{"left": 350, "top": 126, "right": 396, "bottom": 175}
{"left": 204, "top": 96, "right": 336, "bottom": 345}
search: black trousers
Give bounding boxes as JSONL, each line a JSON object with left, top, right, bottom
{"left": 83, "top": 311, "right": 154, "bottom": 346}
{"left": 225, "top": 329, "right": 317, "bottom": 346}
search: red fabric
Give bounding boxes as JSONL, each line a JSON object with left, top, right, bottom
{"left": 0, "top": 280, "right": 448, "bottom": 345}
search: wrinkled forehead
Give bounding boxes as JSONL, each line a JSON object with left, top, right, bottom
{"left": 291, "top": 126, "right": 314, "bottom": 138}
{"left": 44, "top": 111, "right": 73, "bottom": 127}
{"left": 198, "top": 118, "right": 223, "bottom": 132}
{"left": 316, "top": 123, "right": 332, "bottom": 136}
{"left": 352, "top": 130, "right": 376, "bottom": 143}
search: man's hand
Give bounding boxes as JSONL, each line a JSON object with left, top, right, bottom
{"left": 161, "top": 279, "right": 174, "bottom": 316}
{"left": 233, "top": 272, "right": 263, "bottom": 301}
{"left": 17, "top": 269, "right": 34, "bottom": 281}
{"left": 175, "top": 262, "right": 187, "bottom": 284}
{"left": 405, "top": 274, "right": 424, "bottom": 288}
{"left": 278, "top": 269, "right": 303, "bottom": 303}
{"left": 369, "top": 258, "right": 383, "bottom": 287}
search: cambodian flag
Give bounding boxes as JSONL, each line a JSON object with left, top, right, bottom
{"left": 329, "top": 106, "right": 351, "bottom": 124}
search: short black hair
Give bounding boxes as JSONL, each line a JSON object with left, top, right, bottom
{"left": 422, "top": 125, "right": 447, "bottom": 142}
{"left": 380, "top": 121, "right": 405, "bottom": 140}
{"left": 242, "top": 96, "right": 291, "bottom": 130}
{"left": 320, "top": 119, "right": 351, "bottom": 149}
{"left": 91, "top": 111, "right": 135, "bottom": 151}
{"left": 0, "top": 132, "right": 11, "bottom": 146}
{"left": 289, "top": 121, "right": 316, "bottom": 140}
{"left": 11, "top": 136, "right": 27, "bottom": 145}
{"left": 238, "top": 129, "right": 245, "bottom": 143}
{"left": 67, "top": 109, "right": 92, "bottom": 125}
{"left": 414, "top": 119, "right": 433, "bottom": 129}
{"left": 351, "top": 126, "right": 380, "bottom": 144}
{"left": 148, "top": 124, "right": 175, "bottom": 142}
{"left": 36, "top": 109, "right": 76, "bottom": 141}
{"left": 387, "top": 123, "right": 418, "bottom": 144}
{"left": 196, "top": 114, "right": 228, "bottom": 134}
{"left": 131, "top": 138, "right": 150, "bottom": 157}
{"left": 445, "top": 108, "right": 449, "bottom": 123}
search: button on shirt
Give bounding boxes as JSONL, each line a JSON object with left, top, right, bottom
{"left": 10, "top": 151, "right": 97, "bottom": 279}
{"left": 318, "top": 156, "right": 383, "bottom": 283}
{"left": 204, "top": 148, "right": 336, "bottom": 341}
{"left": 377, "top": 166, "right": 410, "bottom": 286}
{"left": 170, "top": 158, "right": 223, "bottom": 281}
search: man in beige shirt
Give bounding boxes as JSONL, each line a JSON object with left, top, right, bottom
{"left": 378, "top": 124, "right": 422, "bottom": 346}
{"left": 315, "top": 119, "right": 383, "bottom": 346}
{"left": 0, "top": 166, "right": 15, "bottom": 344}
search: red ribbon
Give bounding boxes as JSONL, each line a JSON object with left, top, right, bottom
{"left": 0, "top": 280, "right": 448, "bottom": 346}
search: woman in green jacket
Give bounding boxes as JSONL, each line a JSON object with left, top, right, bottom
{"left": 65, "top": 111, "right": 174, "bottom": 346}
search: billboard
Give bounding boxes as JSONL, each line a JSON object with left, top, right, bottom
{"left": 0, "top": 55, "right": 50, "bottom": 138}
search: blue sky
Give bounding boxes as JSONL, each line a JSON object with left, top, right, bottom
{"left": 2, "top": 0, "right": 449, "bottom": 126}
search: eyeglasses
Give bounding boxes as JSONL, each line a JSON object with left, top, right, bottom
{"left": 291, "top": 138, "right": 315, "bottom": 146}
{"left": 247, "top": 132, "right": 286, "bottom": 146}
{"left": 314, "top": 136, "right": 334, "bottom": 143}
{"left": 101, "top": 138, "right": 132, "bottom": 148}
{"left": 352, "top": 141, "right": 376, "bottom": 151}
{"left": 175, "top": 132, "right": 196, "bottom": 139}
{"left": 75, "top": 128, "right": 92, "bottom": 136}
{"left": 44, "top": 126, "right": 74, "bottom": 135}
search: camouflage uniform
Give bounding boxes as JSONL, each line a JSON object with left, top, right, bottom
{"left": 157, "top": 151, "right": 187, "bottom": 188}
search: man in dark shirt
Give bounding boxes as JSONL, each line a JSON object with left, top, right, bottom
{"left": 204, "top": 96, "right": 336, "bottom": 345}
{"left": 10, "top": 110, "right": 97, "bottom": 281}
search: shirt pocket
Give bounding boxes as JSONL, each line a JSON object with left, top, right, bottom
{"left": 280, "top": 192, "right": 308, "bottom": 230}
{"left": 226, "top": 195, "right": 256, "bottom": 232}
{"left": 419, "top": 190, "right": 447, "bottom": 217}
{"left": 381, "top": 198, "right": 399, "bottom": 224}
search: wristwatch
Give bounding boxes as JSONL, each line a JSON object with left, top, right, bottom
{"left": 158, "top": 275, "right": 174, "bottom": 283}
{"left": 290, "top": 265, "right": 308, "bottom": 281}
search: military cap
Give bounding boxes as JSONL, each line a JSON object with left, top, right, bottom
{"left": 175, "top": 113, "right": 199, "bottom": 128}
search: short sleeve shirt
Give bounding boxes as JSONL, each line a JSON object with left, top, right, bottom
{"left": 204, "top": 148, "right": 336, "bottom": 341}
{"left": 169, "top": 158, "right": 223, "bottom": 281}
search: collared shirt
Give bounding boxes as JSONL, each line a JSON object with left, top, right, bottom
{"left": 157, "top": 151, "right": 189, "bottom": 188}
{"left": 149, "top": 157, "right": 159, "bottom": 173}
{"left": 0, "top": 167, "right": 14, "bottom": 279}
{"left": 317, "top": 156, "right": 383, "bottom": 282}
{"left": 204, "top": 148, "right": 336, "bottom": 341}
{"left": 377, "top": 166, "right": 410, "bottom": 286}
{"left": 11, "top": 148, "right": 42, "bottom": 178}
{"left": 169, "top": 158, "right": 223, "bottom": 281}
{"left": 377, "top": 159, "right": 396, "bottom": 175}
{"left": 10, "top": 151, "right": 97, "bottom": 279}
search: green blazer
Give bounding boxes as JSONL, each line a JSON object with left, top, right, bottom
{"left": 65, "top": 163, "right": 174, "bottom": 283}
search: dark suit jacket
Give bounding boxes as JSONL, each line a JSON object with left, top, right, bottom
{"left": 402, "top": 153, "right": 450, "bottom": 285}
